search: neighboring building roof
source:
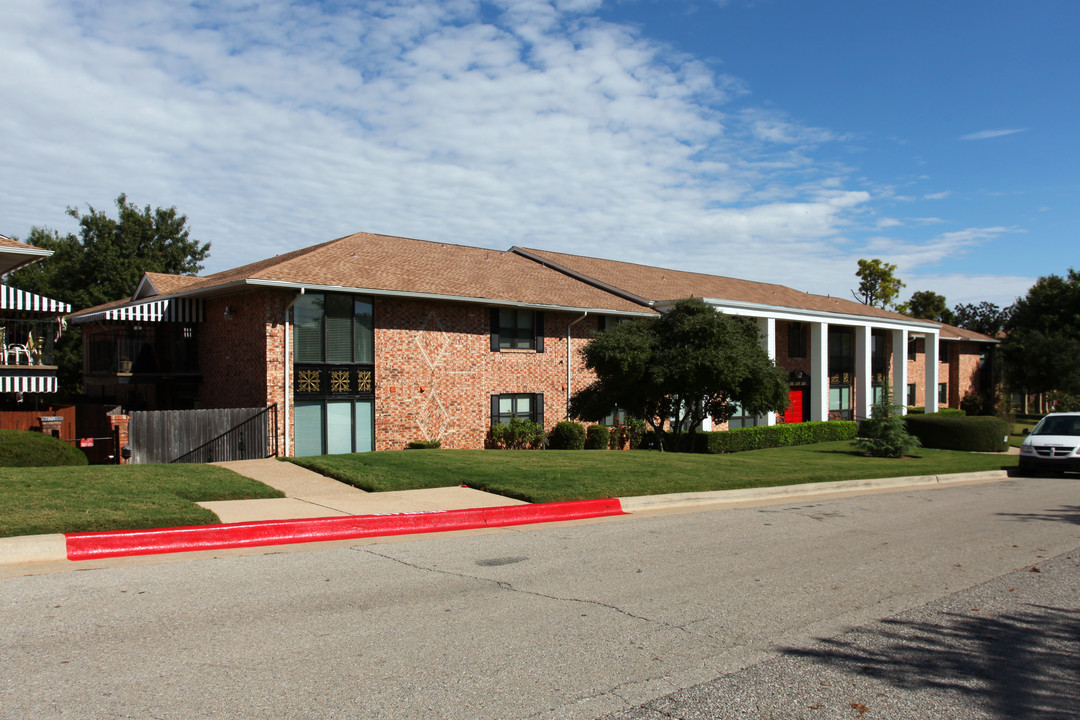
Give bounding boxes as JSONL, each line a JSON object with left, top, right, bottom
{"left": 937, "top": 323, "right": 998, "bottom": 343}
{"left": 513, "top": 246, "right": 930, "bottom": 326}
{"left": 0, "top": 233, "right": 53, "bottom": 276}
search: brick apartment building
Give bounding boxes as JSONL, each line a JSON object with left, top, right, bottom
{"left": 68, "top": 232, "right": 997, "bottom": 456}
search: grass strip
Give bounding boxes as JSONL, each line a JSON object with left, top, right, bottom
{"left": 0, "top": 464, "right": 284, "bottom": 538}
{"left": 288, "top": 441, "right": 1018, "bottom": 504}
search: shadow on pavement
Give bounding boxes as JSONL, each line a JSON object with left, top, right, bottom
{"left": 783, "top": 604, "right": 1080, "bottom": 719}
{"left": 997, "top": 505, "right": 1080, "bottom": 526}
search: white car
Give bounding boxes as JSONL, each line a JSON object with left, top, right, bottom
{"left": 1018, "top": 412, "right": 1080, "bottom": 475}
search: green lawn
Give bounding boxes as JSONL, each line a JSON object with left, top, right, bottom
{"left": 288, "top": 441, "right": 1018, "bottom": 504}
{"left": 0, "top": 464, "right": 284, "bottom": 538}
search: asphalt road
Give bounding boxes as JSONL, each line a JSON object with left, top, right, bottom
{"left": 2, "top": 476, "right": 1078, "bottom": 720}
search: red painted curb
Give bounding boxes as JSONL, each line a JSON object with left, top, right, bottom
{"left": 64, "top": 498, "right": 626, "bottom": 561}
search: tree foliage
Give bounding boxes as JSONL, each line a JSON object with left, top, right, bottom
{"left": 855, "top": 380, "right": 921, "bottom": 458}
{"left": 570, "top": 298, "right": 789, "bottom": 451}
{"left": 901, "top": 290, "right": 955, "bottom": 324}
{"left": 952, "top": 301, "right": 1010, "bottom": 337}
{"left": 1001, "top": 268, "right": 1080, "bottom": 396}
{"left": 9, "top": 194, "right": 210, "bottom": 310}
{"left": 7, "top": 194, "right": 210, "bottom": 394}
{"left": 854, "top": 259, "right": 905, "bottom": 310}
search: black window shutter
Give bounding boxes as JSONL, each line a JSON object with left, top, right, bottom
{"left": 535, "top": 393, "right": 544, "bottom": 427}
{"left": 491, "top": 395, "right": 500, "bottom": 425}
{"left": 490, "top": 309, "right": 500, "bottom": 352}
{"left": 535, "top": 311, "right": 545, "bottom": 353}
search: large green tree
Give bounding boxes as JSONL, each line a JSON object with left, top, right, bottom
{"left": 570, "top": 298, "right": 789, "bottom": 451}
{"left": 854, "top": 258, "right": 905, "bottom": 310}
{"left": 901, "top": 290, "right": 955, "bottom": 324}
{"left": 8, "top": 194, "right": 211, "bottom": 393}
{"left": 1001, "top": 268, "right": 1080, "bottom": 396}
{"left": 952, "top": 301, "right": 1010, "bottom": 337}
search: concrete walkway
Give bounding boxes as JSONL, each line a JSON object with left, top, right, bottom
{"left": 205, "top": 458, "right": 526, "bottom": 523}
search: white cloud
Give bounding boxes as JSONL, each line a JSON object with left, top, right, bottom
{"left": 923, "top": 191, "right": 951, "bottom": 200}
{"left": 0, "top": 0, "right": 1025, "bottom": 306}
{"left": 959, "top": 128, "right": 1027, "bottom": 141}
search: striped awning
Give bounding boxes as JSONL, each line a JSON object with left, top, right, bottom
{"left": 0, "top": 286, "right": 70, "bottom": 314}
{"left": 0, "top": 373, "right": 58, "bottom": 394}
{"left": 73, "top": 297, "right": 205, "bottom": 324}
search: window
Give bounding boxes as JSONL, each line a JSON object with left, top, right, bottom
{"left": 829, "top": 328, "right": 853, "bottom": 372}
{"left": 788, "top": 322, "right": 807, "bottom": 358}
{"left": 907, "top": 337, "right": 918, "bottom": 361}
{"left": 872, "top": 384, "right": 885, "bottom": 406}
{"left": 907, "top": 383, "right": 917, "bottom": 406}
{"left": 294, "top": 399, "right": 374, "bottom": 456}
{"left": 871, "top": 330, "right": 887, "bottom": 373}
{"left": 728, "top": 401, "right": 760, "bottom": 429}
{"left": 491, "top": 309, "right": 544, "bottom": 352}
{"left": 829, "top": 386, "right": 852, "bottom": 421}
{"left": 597, "top": 316, "right": 631, "bottom": 332}
{"left": 938, "top": 340, "right": 951, "bottom": 363}
{"left": 294, "top": 292, "right": 374, "bottom": 363}
{"left": 491, "top": 393, "right": 544, "bottom": 426}
{"left": 938, "top": 382, "right": 948, "bottom": 405}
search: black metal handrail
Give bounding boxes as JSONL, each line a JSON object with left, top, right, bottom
{"left": 170, "top": 404, "right": 279, "bottom": 464}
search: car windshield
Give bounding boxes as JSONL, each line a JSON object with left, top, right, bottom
{"left": 1032, "top": 416, "right": 1080, "bottom": 437}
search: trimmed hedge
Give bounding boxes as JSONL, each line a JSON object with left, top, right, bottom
{"left": 585, "top": 424, "right": 609, "bottom": 450}
{"left": 548, "top": 421, "right": 586, "bottom": 450}
{"left": 406, "top": 439, "right": 442, "bottom": 449}
{"left": 646, "top": 421, "right": 857, "bottom": 454}
{"left": 0, "top": 429, "right": 89, "bottom": 467}
{"left": 903, "top": 414, "right": 1009, "bottom": 452}
{"left": 907, "top": 407, "right": 966, "bottom": 416}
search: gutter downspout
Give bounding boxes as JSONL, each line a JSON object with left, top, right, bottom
{"left": 283, "top": 289, "right": 305, "bottom": 457}
{"left": 567, "top": 312, "right": 588, "bottom": 418}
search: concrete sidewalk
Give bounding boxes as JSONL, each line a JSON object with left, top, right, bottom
{"left": 0, "top": 457, "right": 1014, "bottom": 569}
{"left": 205, "top": 458, "right": 527, "bottom": 522}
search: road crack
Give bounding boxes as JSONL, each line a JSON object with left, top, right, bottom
{"left": 360, "top": 547, "right": 691, "bottom": 632}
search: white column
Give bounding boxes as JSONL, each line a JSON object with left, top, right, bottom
{"left": 855, "top": 325, "right": 872, "bottom": 420}
{"left": 810, "top": 321, "right": 829, "bottom": 422}
{"left": 924, "top": 330, "right": 939, "bottom": 413}
{"left": 892, "top": 328, "right": 908, "bottom": 414}
{"left": 757, "top": 317, "right": 778, "bottom": 426}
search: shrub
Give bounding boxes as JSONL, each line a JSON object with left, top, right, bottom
{"left": 670, "top": 421, "right": 858, "bottom": 454}
{"left": 548, "top": 421, "right": 586, "bottom": 450}
{"left": 488, "top": 418, "right": 546, "bottom": 450}
{"left": 903, "top": 415, "right": 1009, "bottom": 452}
{"left": 0, "top": 429, "right": 89, "bottom": 467}
{"left": 609, "top": 417, "right": 647, "bottom": 449}
{"left": 405, "top": 439, "right": 442, "bottom": 449}
{"left": 856, "top": 385, "right": 921, "bottom": 458}
{"left": 585, "top": 424, "right": 609, "bottom": 449}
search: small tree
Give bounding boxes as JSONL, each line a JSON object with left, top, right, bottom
{"left": 856, "top": 381, "right": 921, "bottom": 458}
{"left": 854, "top": 259, "right": 905, "bottom": 310}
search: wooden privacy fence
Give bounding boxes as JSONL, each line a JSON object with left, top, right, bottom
{"left": 129, "top": 406, "right": 278, "bottom": 464}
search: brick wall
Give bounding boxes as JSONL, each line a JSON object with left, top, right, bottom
{"left": 373, "top": 298, "right": 599, "bottom": 450}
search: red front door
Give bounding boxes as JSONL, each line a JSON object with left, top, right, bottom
{"left": 784, "top": 388, "right": 805, "bottom": 424}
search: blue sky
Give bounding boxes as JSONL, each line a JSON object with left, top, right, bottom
{"left": 1, "top": 0, "right": 1076, "bottom": 309}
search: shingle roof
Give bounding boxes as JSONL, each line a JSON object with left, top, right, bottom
{"left": 76, "top": 233, "right": 651, "bottom": 315}
{"left": 63, "top": 231, "right": 998, "bottom": 344}
{"left": 937, "top": 323, "right": 997, "bottom": 343}
{"left": 514, "top": 246, "right": 924, "bottom": 323}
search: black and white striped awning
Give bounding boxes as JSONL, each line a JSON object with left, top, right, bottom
{"left": 0, "top": 286, "right": 70, "bottom": 314}
{"left": 73, "top": 297, "right": 205, "bottom": 324}
{"left": 0, "top": 373, "right": 58, "bottom": 394}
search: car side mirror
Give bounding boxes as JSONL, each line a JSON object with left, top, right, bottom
{"left": 1022, "top": 428, "right": 1030, "bottom": 435}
